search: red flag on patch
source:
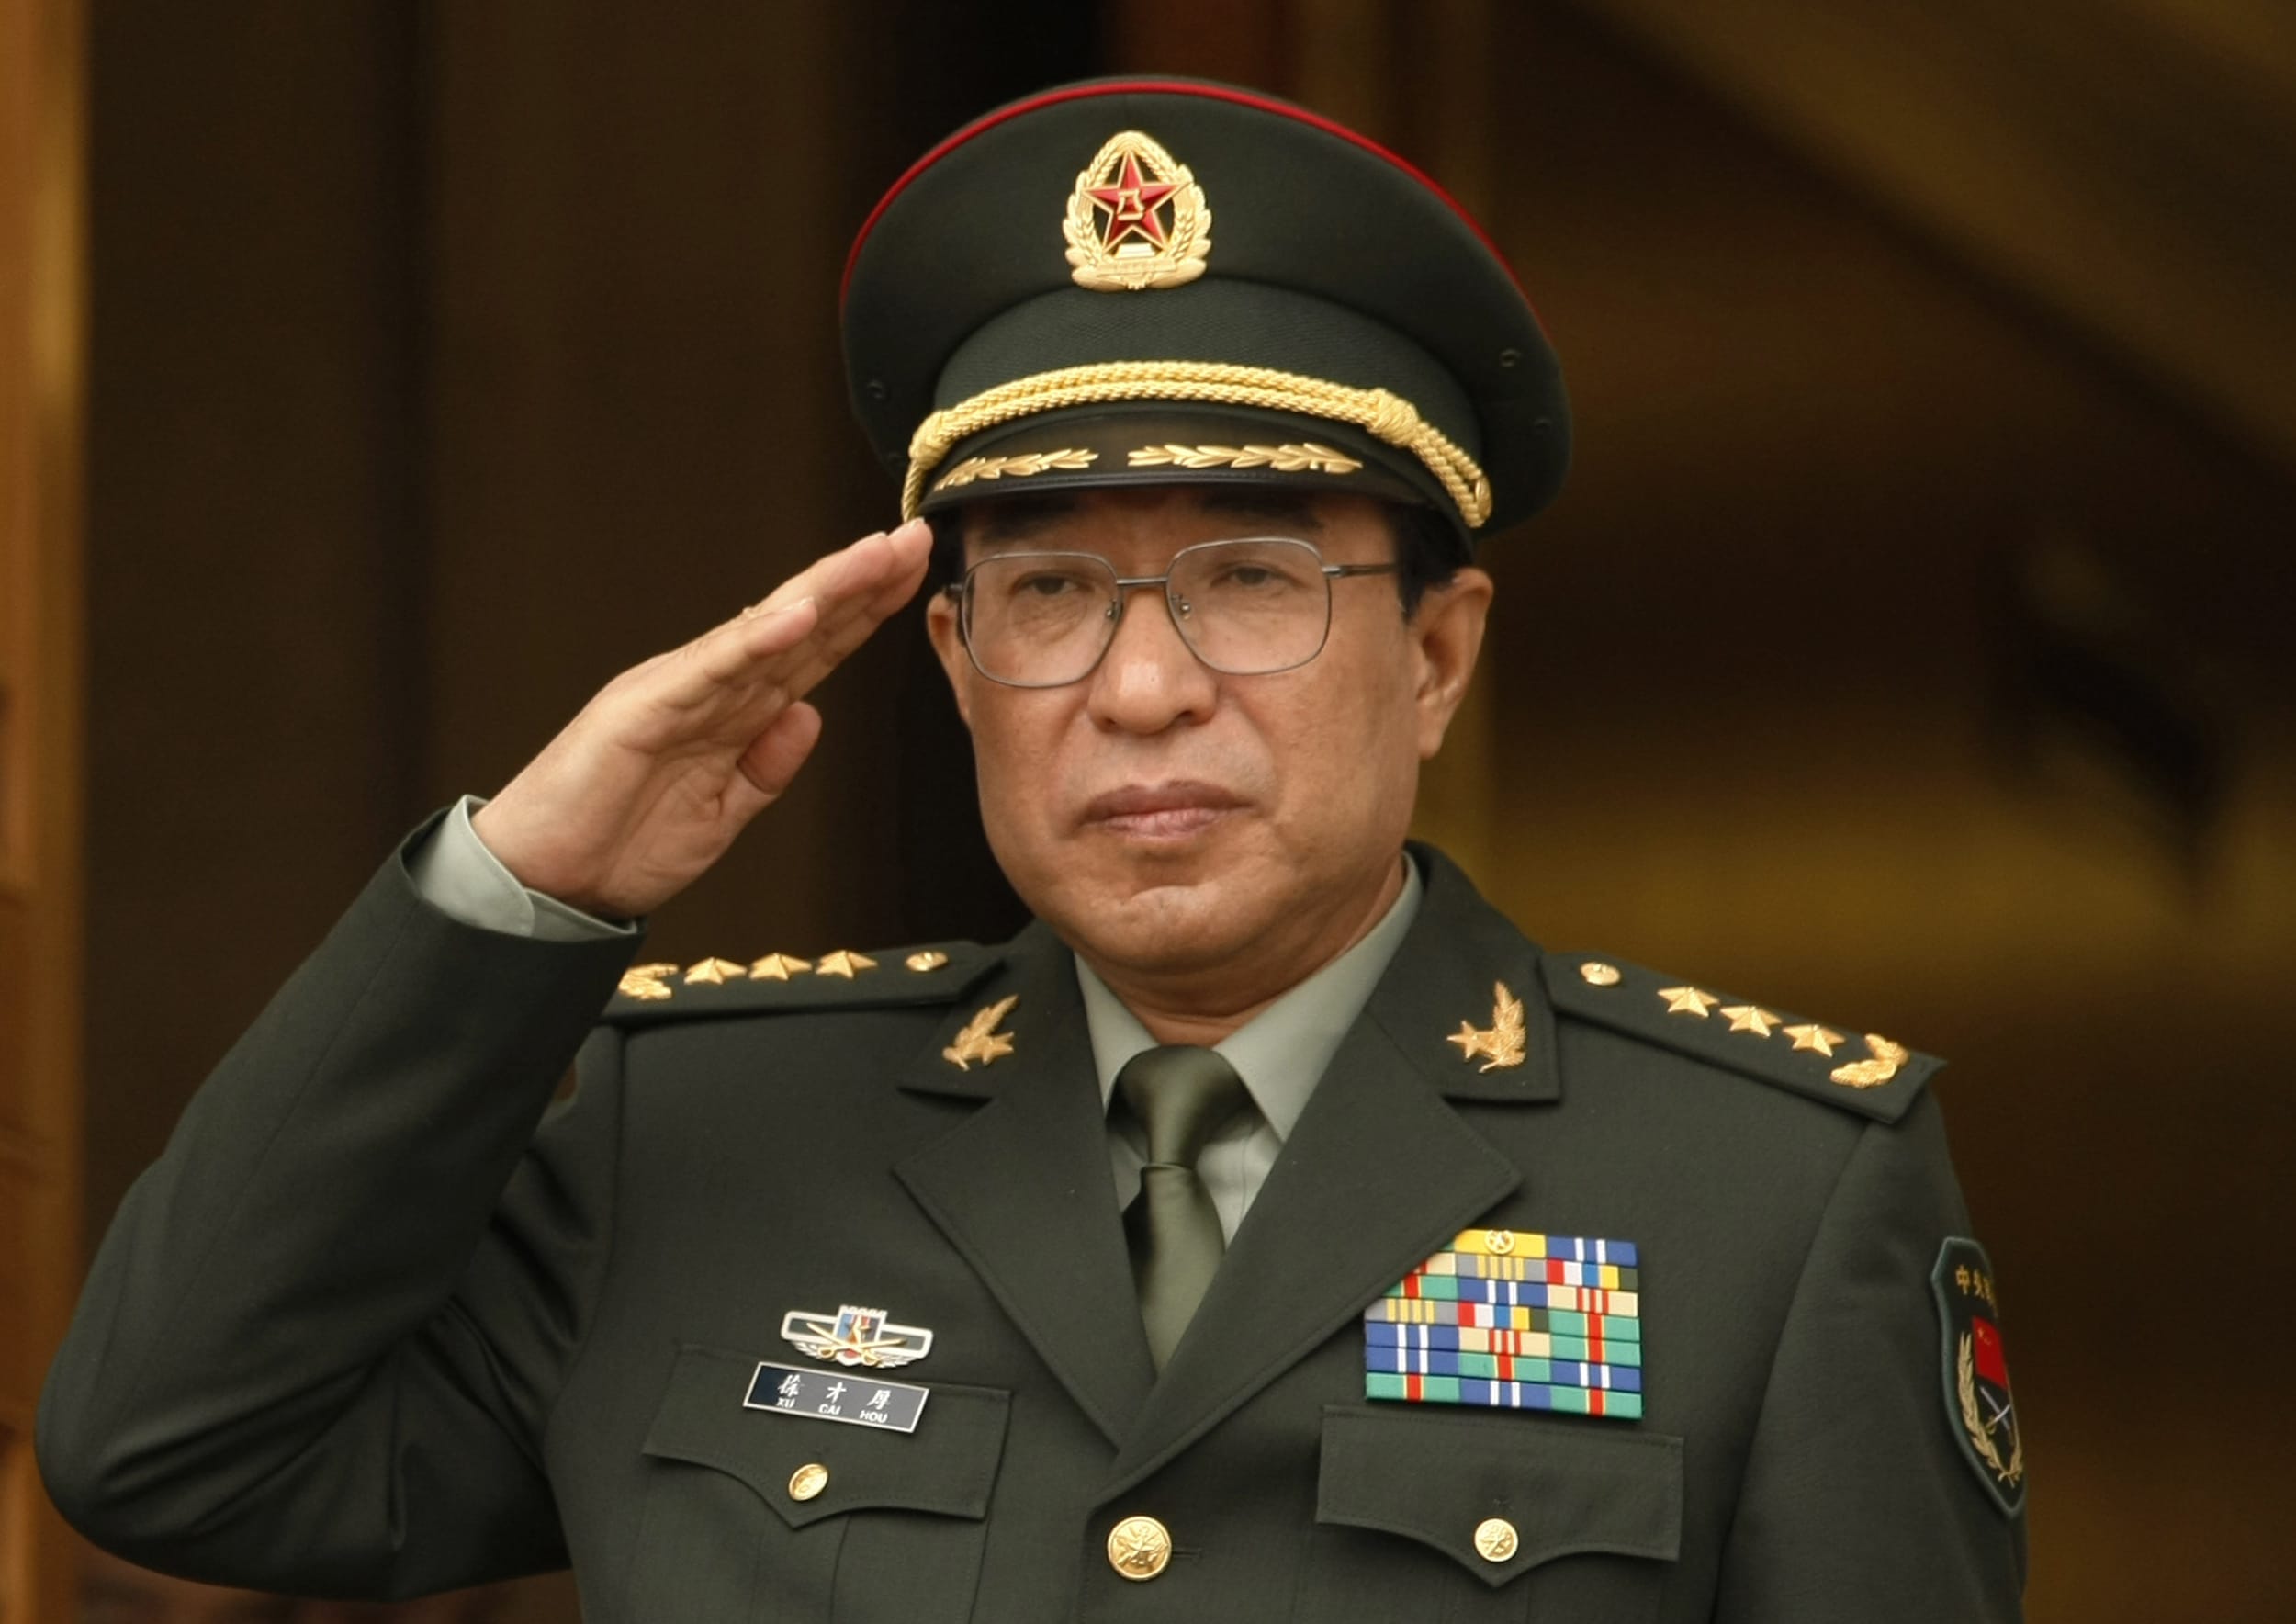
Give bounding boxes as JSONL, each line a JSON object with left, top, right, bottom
{"left": 1971, "top": 1315, "right": 2010, "bottom": 1388}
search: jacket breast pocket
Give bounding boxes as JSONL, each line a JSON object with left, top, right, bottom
{"left": 1298, "top": 1404, "right": 1683, "bottom": 1624}
{"left": 625, "top": 1344, "right": 1009, "bottom": 1623}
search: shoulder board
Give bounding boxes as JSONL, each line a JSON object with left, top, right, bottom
{"left": 600, "top": 941, "right": 998, "bottom": 1027}
{"left": 1537, "top": 952, "right": 1941, "bottom": 1124}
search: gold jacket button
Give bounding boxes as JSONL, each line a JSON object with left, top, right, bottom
{"left": 788, "top": 1462, "right": 829, "bottom": 1502}
{"left": 1107, "top": 1514, "right": 1172, "bottom": 1580}
{"left": 1473, "top": 1517, "right": 1519, "bottom": 1562}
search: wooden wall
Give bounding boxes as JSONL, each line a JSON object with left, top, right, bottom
{"left": 0, "top": 0, "right": 83, "bottom": 1614}
{"left": 76, "top": 0, "right": 1095, "bottom": 1260}
{"left": 41, "top": 2, "right": 2296, "bottom": 1619}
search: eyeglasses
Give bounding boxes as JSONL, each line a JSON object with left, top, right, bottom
{"left": 944, "top": 536, "right": 1401, "bottom": 689}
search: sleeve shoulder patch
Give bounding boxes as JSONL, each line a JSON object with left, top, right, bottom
{"left": 600, "top": 942, "right": 996, "bottom": 1026}
{"left": 1931, "top": 1237, "right": 2026, "bottom": 1517}
{"left": 1538, "top": 953, "right": 1942, "bottom": 1123}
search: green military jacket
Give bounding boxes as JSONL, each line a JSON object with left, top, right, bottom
{"left": 40, "top": 828, "right": 2025, "bottom": 1619}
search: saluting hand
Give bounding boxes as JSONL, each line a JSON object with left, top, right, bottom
{"left": 471, "top": 520, "right": 934, "bottom": 919}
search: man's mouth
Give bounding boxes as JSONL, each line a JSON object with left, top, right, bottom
{"left": 1081, "top": 781, "right": 1247, "bottom": 840}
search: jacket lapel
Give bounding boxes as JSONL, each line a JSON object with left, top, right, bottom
{"left": 1103, "top": 847, "right": 1558, "bottom": 1494}
{"left": 894, "top": 923, "right": 1156, "bottom": 1445}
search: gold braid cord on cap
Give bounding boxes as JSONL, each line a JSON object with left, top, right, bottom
{"left": 904, "top": 361, "right": 1492, "bottom": 528}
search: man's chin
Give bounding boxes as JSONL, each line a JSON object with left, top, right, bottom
{"left": 1035, "top": 870, "right": 1264, "bottom": 975}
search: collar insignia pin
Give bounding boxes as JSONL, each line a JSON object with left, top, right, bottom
{"left": 943, "top": 994, "right": 1019, "bottom": 1071}
{"left": 1447, "top": 981, "right": 1526, "bottom": 1071}
{"left": 782, "top": 1303, "right": 935, "bottom": 1369}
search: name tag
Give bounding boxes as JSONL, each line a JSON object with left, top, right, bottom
{"left": 744, "top": 1359, "right": 929, "bottom": 1433}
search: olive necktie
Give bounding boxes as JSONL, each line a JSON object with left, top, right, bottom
{"left": 1119, "top": 1045, "right": 1252, "bottom": 1371}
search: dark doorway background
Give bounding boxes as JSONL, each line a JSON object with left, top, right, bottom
{"left": 69, "top": 4, "right": 2296, "bottom": 1619}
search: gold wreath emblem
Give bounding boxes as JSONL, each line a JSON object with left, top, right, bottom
{"left": 1063, "top": 130, "right": 1212, "bottom": 292}
{"left": 616, "top": 963, "right": 681, "bottom": 1002}
{"left": 1955, "top": 1332, "right": 2026, "bottom": 1488}
{"left": 1830, "top": 1032, "right": 1909, "bottom": 1089}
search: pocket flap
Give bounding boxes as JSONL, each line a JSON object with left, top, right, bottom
{"left": 641, "top": 1344, "right": 1010, "bottom": 1529}
{"left": 1318, "top": 1405, "right": 1683, "bottom": 1586}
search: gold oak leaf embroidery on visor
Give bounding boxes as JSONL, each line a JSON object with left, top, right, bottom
{"left": 931, "top": 448, "right": 1098, "bottom": 493}
{"left": 1126, "top": 442, "right": 1364, "bottom": 475}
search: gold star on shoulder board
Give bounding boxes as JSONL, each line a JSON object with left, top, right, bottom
{"left": 814, "top": 950, "right": 879, "bottom": 979}
{"left": 1447, "top": 982, "right": 1526, "bottom": 1072}
{"left": 943, "top": 995, "right": 1019, "bottom": 1070}
{"left": 1719, "top": 1005, "right": 1779, "bottom": 1037}
{"left": 749, "top": 953, "right": 812, "bottom": 981}
{"left": 1783, "top": 1022, "right": 1845, "bottom": 1056}
{"left": 1658, "top": 987, "right": 1719, "bottom": 1018}
{"left": 684, "top": 957, "right": 747, "bottom": 986}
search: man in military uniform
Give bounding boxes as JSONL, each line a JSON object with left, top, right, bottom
{"left": 41, "top": 80, "right": 2027, "bottom": 1619}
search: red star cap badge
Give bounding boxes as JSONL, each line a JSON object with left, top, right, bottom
{"left": 1086, "top": 152, "right": 1179, "bottom": 250}
{"left": 1057, "top": 129, "right": 1214, "bottom": 293}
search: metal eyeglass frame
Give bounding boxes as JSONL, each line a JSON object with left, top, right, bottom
{"left": 941, "top": 535, "right": 1401, "bottom": 689}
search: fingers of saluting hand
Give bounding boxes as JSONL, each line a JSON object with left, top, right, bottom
{"left": 747, "top": 524, "right": 935, "bottom": 694}
{"left": 673, "top": 520, "right": 933, "bottom": 708}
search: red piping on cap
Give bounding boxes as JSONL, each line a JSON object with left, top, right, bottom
{"left": 840, "top": 78, "right": 1525, "bottom": 307}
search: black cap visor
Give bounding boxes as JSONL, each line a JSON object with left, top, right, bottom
{"left": 918, "top": 403, "right": 1440, "bottom": 522}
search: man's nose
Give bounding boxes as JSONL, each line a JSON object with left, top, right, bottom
{"left": 1085, "top": 585, "right": 1218, "bottom": 732}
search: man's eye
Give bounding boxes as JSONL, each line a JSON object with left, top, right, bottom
{"left": 1206, "top": 560, "right": 1306, "bottom": 592}
{"left": 1013, "top": 571, "right": 1087, "bottom": 598}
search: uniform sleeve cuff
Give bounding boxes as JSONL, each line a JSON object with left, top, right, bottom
{"left": 408, "top": 795, "right": 635, "bottom": 942}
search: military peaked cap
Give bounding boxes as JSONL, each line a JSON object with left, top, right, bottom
{"left": 842, "top": 77, "right": 1569, "bottom": 542}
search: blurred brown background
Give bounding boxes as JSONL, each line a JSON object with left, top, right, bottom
{"left": 6, "top": 0, "right": 2291, "bottom": 1618}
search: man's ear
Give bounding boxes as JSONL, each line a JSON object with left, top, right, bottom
{"left": 1410, "top": 566, "right": 1493, "bottom": 760}
{"left": 925, "top": 589, "right": 974, "bottom": 728}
